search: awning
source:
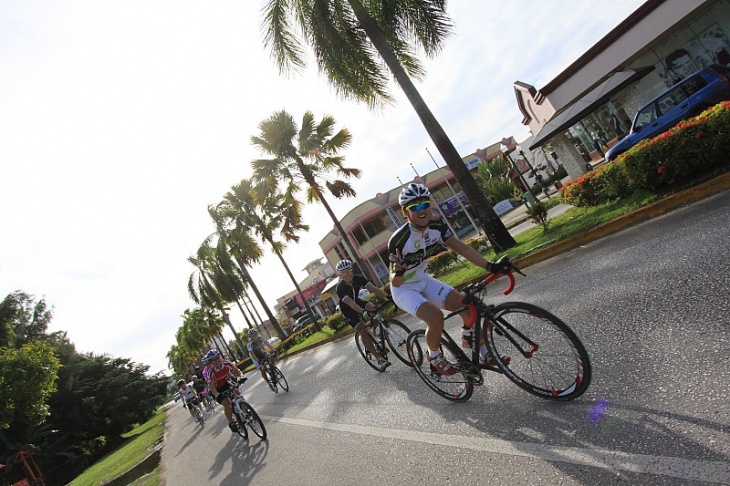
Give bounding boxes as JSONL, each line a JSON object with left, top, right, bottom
{"left": 529, "top": 66, "right": 655, "bottom": 150}
{"left": 321, "top": 277, "right": 340, "bottom": 299}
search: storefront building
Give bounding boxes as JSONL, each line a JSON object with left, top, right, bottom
{"left": 516, "top": 0, "right": 730, "bottom": 177}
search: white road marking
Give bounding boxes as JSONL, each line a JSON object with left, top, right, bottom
{"left": 262, "top": 415, "right": 730, "bottom": 484}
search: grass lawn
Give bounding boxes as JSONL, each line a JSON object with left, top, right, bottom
{"left": 68, "top": 407, "right": 166, "bottom": 486}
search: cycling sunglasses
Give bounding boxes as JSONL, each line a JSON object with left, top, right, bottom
{"left": 406, "top": 201, "right": 431, "bottom": 212}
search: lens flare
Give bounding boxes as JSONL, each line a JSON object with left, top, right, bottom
{"left": 589, "top": 398, "right": 610, "bottom": 424}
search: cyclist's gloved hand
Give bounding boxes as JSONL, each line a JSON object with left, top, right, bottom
{"left": 486, "top": 259, "right": 511, "bottom": 274}
{"left": 238, "top": 376, "right": 248, "bottom": 385}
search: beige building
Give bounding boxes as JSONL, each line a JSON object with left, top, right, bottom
{"left": 275, "top": 258, "right": 336, "bottom": 331}
{"left": 516, "top": 0, "right": 730, "bottom": 177}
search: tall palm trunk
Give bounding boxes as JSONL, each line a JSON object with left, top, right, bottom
{"left": 233, "top": 258, "right": 287, "bottom": 338}
{"left": 349, "top": 0, "right": 516, "bottom": 251}
{"left": 199, "top": 272, "right": 248, "bottom": 354}
{"left": 216, "top": 330, "right": 236, "bottom": 359}
{"left": 267, "top": 236, "right": 323, "bottom": 332}
{"left": 243, "top": 290, "right": 264, "bottom": 324}
{"left": 220, "top": 311, "right": 242, "bottom": 358}
{"left": 297, "top": 158, "right": 373, "bottom": 279}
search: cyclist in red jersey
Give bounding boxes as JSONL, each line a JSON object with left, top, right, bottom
{"left": 201, "top": 349, "right": 245, "bottom": 432}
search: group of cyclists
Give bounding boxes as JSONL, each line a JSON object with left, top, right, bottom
{"left": 178, "top": 182, "right": 511, "bottom": 433}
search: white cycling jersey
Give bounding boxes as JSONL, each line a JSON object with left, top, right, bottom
{"left": 388, "top": 219, "right": 455, "bottom": 316}
{"left": 387, "top": 219, "right": 452, "bottom": 283}
{"left": 180, "top": 383, "right": 197, "bottom": 401}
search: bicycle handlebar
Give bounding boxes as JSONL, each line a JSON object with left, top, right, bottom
{"left": 465, "top": 256, "right": 525, "bottom": 297}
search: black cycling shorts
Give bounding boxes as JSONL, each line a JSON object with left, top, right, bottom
{"left": 214, "top": 382, "right": 231, "bottom": 404}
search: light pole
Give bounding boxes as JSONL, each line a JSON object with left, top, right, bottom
{"left": 425, "top": 147, "right": 482, "bottom": 237}
{"left": 500, "top": 142, "right": 537, "bottom": 207}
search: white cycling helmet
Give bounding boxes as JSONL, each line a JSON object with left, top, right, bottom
{"left": 399, "top": 183, "right": 431, "bottom": 206}
{"left": 335, "top": 259, "right": 353, "bottom": 273}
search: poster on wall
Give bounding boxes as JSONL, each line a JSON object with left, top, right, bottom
{"left": 656, "top": 23, "right": 730, "bottom": 86}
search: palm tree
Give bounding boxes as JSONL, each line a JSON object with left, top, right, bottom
{"left": 207, "top": 207, "right": 288, "bottom": 339}
{"left": 215, "top": 179, "right": 323, "bottom": 332}
{"left": 251, "top": 109, "right": 370, "bottom": 277}
{"left": 188, "top": 238, "right": 251, "bottom": 353}
{"left": 260, "top": 0, "right": 517, "bottom": 251}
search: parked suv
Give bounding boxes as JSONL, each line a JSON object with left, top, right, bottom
{"left": 605, "top": 64, "right": 730, "bottom": 161}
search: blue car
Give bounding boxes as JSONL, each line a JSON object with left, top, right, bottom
{"left": 605, "top": 64, "right": 730, "bottom": 161}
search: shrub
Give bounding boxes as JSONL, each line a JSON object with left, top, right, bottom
{"left": 427, "top": 249, "right": 459, "bottom": 276}
{"left": 324, "top": 312, "right": 347, "bottom": 332}
{"left": 526, "top": 202, "right": 549, "bottom": 230}
{"left": 465, "top": 235, "right": 490, "bottom": 253}
{"left": 561, "top": 101, "right": 730, "bottom": 206}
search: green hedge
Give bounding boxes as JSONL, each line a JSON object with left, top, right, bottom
{"left": 561, "top": 100, "right": 730, "bottom": 206}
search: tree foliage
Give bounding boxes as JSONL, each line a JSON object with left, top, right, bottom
{"left": 0, "top": 291, "right": 168, "bottom": 485}
{"left": 0, "top": 341, "right": 60, "bottom": 429}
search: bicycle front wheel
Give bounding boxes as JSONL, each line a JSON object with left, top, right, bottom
{"left": 243, "top": 403, "right": 267, "bottom": 440}
{"left": 233, "top": 410, "right": 248, "bottom": 439}
{"left": 485, "top": 302, "right": 592, "bottom": 401}
{"left": 406, "top": 329, "right": 474, "bottom": 402}
{"left": 383, "top": 319, "right": 413, "bottom": 367}
{"left": 355, "top": 332, "right": 385, "bottom": 371}
{"left": 272, "top": 366, "right": 289, "bottom": 392}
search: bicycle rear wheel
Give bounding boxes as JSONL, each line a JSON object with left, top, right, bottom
{"left": 193, "top": 407, "right": 205, "bottom": 427}
{"left": 485, "top": 302, "right": 592, "bottom": 401}
{"left": 243, "top": 403, "right": 267, "bottom": 440}
{"left": 406, "top": 329, "right": 474, "bottom": 402}
{"left": 355, "top": 331, "right": 385, "bottom": 371}
{"left": 383, "top": 319, "right": 413, "bottom": 367}
{"left": 272, "top": 366, "right": 289, "bottom": 392}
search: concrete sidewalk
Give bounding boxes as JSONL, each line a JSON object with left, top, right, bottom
{"left": 462, "top": 177, "right": 571, "bottom": 240}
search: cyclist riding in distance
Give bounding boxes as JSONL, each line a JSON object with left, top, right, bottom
{"left": 246, "top": 328, "right": 276, "bottom": 384}
{"left": 201, "top": 349, "right": 245, "bottom": 433}
{"left": 335, "top": 259, "right": 392, "bottom": 369}
{"left": 387, "top": 182, "right": 511, "bottom": 376}
{"left": 177, "top": 378, "right": 204, "bottom": 419}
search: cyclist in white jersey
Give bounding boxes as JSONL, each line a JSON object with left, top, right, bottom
{"left": 387, "top": 182, "right": 510, "bottom": 376}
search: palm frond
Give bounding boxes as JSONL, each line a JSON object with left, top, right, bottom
{"left": 326, "top": 179, "right": 357, "bottom": 198}
{"left": 262, "top": 0, "right": 307, "bottom": 75}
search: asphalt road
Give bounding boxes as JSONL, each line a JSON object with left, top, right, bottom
{"left": 161, "top": 190, "right": 730, "bottom": 486}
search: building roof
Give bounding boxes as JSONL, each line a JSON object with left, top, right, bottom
{"left": 528, "top": 66, "right": 655, "bottom": 150}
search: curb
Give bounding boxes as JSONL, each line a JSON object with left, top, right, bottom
{"left": 515, "top": 171, "right": 730, "bottom": 269}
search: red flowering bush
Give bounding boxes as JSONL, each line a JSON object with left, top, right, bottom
{"left": 561, "top": 101, "right": 730, "bottom": 206}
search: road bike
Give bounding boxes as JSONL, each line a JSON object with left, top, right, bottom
{"left": 355, "top": 303, "right": 413, "bottom": 371}
{"left": 221, "top": 377, "right": 267, "bottom": 441}
{"left": 200, "top": 389, "right": 215, "bottom": 412}
{"left": 186, "top": 398, "right": 205, "bottom": 428}
{"left": 262, "top": 354, "right": 289, "bottom": 393}
{"left": 406, "top": 257, "right": 592, "bottom": 402}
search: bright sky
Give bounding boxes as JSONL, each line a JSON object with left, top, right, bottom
{"left": 1, "top": 1, "right": 646, "bottom": 375}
